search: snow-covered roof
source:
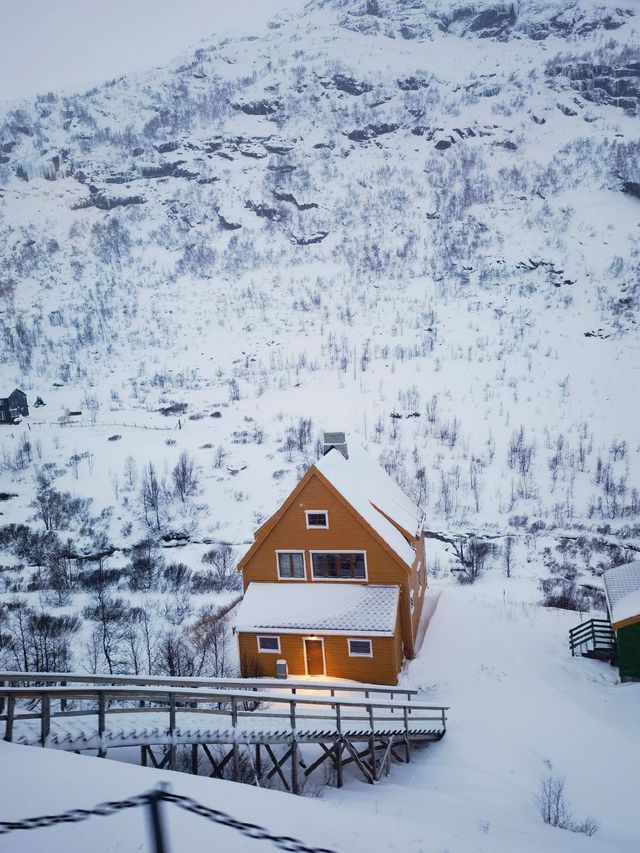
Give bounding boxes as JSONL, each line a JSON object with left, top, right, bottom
{"left": 314, "top": 443, "right": 422, "bottom": 567}
{"left": 603, "top": 561, "right": 640, "bottom": 628}
{"left": 235, "top": 583, "right": 400, "bottom": 636}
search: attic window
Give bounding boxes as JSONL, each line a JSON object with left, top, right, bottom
{"left": 305, "top": 511, "right": 328, "bottom": 529}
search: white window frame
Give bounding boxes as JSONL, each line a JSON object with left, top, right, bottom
{"left": 410, "top": 589, "right": 415, "bottom": 613}
{"left": 257, "top": 635, "right": 281, "bottom": 654}
{"left": 275, "top": 550, "right": 306, "bottom": 581}
{"left": 416, "top": 560, "right": 422, "bottom": 594}
{"left": 303, "top": 637, "right": 327, "bottom": 676}
{"left": 305, "top": 510, "right": 329, "bottom": 529}
{"left": 347, "top": 638, "right": 373, "bottom": 658}
{"left": 309, "top": 550, "right": 368, "bottom": 582}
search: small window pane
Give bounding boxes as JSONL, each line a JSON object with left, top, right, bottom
{"left": 307, "top": 512, "right": 327, "bottom": 527}
{"left": 349, "top": 640, "right": 372, "bottom": 657}
{"left": 278, "top": 553, "right": 304, "bottom": 579}
{"left": 291, "top": 553, "right": 304, "bottom": 577}
{"left": 259, "top": 636, "right": 279, "bottom": 651}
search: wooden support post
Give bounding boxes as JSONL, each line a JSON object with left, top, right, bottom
{"left": 141, "top": 745, "right": 147, "bottom": 767}
{"left": 0, "top": 681, "right": 4, "bottom": 716}
{"left": 60, "top": 681, "right": 67, "bottom": 713}
{"left": 403, "top": 705, "right": 411, "bottom": 764}
{"left": 231, "top": 697, "right": 240, "bottom": 781}
{"left": 368, "top": 704, "right": 376, "bottom": 780}
{"left": 4, "top": 694, "right": 14, "bottom": 743}
{"left": 168, "top": 693, "right": 176, "bottom": 771}
{"left": 98, "top": 692, "right": 106, "bottom": 758}
{"left": 289, "top": 699, "right": 298, "bottom": 794}
{"left": 255, "top": 744, "right": 262, "bottom": 778}
{"left": 291, "top": 740, "right": 299, "bottom": 795}
{"left": 191, "top": 743, "right": 198, "bottom": 775}
{"left": 336, "top": 703, "right": 343, "bottom": 788}
{"left": 41, "top": 693, "right": 50, "bottom": 747}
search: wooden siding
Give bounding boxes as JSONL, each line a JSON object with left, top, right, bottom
{"left": 238, "top": 630, "right": 401, "bottom": 686}
{"left": 239, "top": 470, "right": 425, "bottom": 656}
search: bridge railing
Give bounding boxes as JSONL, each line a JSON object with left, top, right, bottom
{"left": 0, "top": 683, "right": 447, "bottom": 749}
{"left": 0, "top": 671, "right": 418, "bottom": 701}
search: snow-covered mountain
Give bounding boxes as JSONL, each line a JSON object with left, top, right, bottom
{"left": 2, "top": 0, "right": 639, "bottom": 539}
{"left": 0, "top": 3, "right": 639, "bottom": 849}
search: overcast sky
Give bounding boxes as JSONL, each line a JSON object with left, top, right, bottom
{"left": 0, "top": 0, "right": 307, "bottom": 103}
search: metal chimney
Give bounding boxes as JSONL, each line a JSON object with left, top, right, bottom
{"left": 323, "top": 431, "right": 348, "bottom": 459}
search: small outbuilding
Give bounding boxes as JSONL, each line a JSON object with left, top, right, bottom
{"left": 0, "top": 389, "right": 28, "bottom": 424}
{"left": 603, "top": 561, "right": 640, "bottom": 682}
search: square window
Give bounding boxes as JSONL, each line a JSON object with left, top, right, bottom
{"left": 306, "top": 511, "right": 328, "bottom": 528}
{"left": 258, "top": 636, "right": 280, "bottom": 653}
{"left": 277, "top": 552, "right": 305, "bottom": 579}
{"left": 348, "top": 639, "right": 372, "bottom": 657}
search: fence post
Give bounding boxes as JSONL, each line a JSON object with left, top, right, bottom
{"left": 41, "top": 693, "right": 51, "bottom": 747}
{"left": 4, "top": 694, "right": 14, "bottom": 742}
{"left": 290, "top": 700, "right": 298, "bottom": 795}
{"left": 231, "top": 697, "right": 240, "bottom": 781}
{"left": 146, "top": 785, "right": 171, "bottom": 853}
{"left": 168, "top": 693, "right": 176, "bottom": 771}
{"left": 98, "top": 692, "right": 106, "bottom": 758}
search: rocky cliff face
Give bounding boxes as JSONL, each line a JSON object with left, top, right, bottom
{"left": 315, "top": 0, "right": 634, "bottom": 41}
{"left": 547, "top": 56, "right": 640, "bottom": 113}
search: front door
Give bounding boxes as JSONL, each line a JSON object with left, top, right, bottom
{"left": 304, "top": 639, "right": 325, "bottom": 675}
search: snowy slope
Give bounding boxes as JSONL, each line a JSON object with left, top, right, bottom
{"left": 1, "top": 572, "right": 638, "bottom": 852}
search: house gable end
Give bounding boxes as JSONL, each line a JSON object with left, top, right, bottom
{"left": 239, "top": 467, "right": 411, "bottom": 586}
{"left": 237, "top": 465, "right": 320, "bottom": 572}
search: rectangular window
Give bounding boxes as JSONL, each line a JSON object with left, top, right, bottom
{"left": 417, "top": 561, "right": 422, "bottom": 594}
{"left": 311, "top": 552, "right": 366, "bottom": 580}
{"left": 348, "top": 638, "right": 372, "bottom": 657}
{"left": 257, "top": 636, "right": 281, "bottom": 653}
{"left": 277, "top": 551, "right": 305, "bottom": 580}
{"left": 305, "top": 511, "right": 328, "bottom": 529}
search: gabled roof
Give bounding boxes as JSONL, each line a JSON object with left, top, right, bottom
{"left": 603, "top": 561, "right": 640, "bottom": 629}
{"left": 315, "top": 443, "right": 423, "bottom": 542}
{"left": 238, "top": 442, "right": 423, "bottom": 571}
{"left": 235, "top": 583, "right": 400, "bottom": 636}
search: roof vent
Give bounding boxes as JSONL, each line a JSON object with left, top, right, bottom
{"left": 323, "top": 431, "right": 348, "bottom": 459}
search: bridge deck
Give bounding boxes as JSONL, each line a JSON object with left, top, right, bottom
{"left": 3, "top": 708, "right": 445, "bottom": 751}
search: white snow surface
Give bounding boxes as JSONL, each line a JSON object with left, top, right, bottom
{"left": 603, "top": 560, "right": 640, "bottom": 625}
{"left": 315, "top": 446, "right": 419, "bottom": 566}
{"left": 235, "top": 581, "right": 400, "bottom": 634}
{"left": 1, "top": 573, "right": 639, "bottom": 852}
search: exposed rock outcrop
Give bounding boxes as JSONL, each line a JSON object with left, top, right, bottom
{"left": 547, "top": 60, "right": 640, "bottom": 114}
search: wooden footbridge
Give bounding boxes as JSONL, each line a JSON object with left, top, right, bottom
{"left": 0, "top": 672, "right": 447, "bottom": 793}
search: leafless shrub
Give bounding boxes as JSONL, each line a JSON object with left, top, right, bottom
{"left": 534, "top": 773, "right": 599, "bottom": 837}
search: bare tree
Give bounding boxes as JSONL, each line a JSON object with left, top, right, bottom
{"left": 503, "top": 535, "right": 514, "bottom": 578}
{"left": 140, "top": 462, "right": 164, "bottom": 529}
{"left": 451, "top": 537, "right": 495, "bottom": 584}
{"left": 172, "top": 451, "right": 198, "bottom": 502}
